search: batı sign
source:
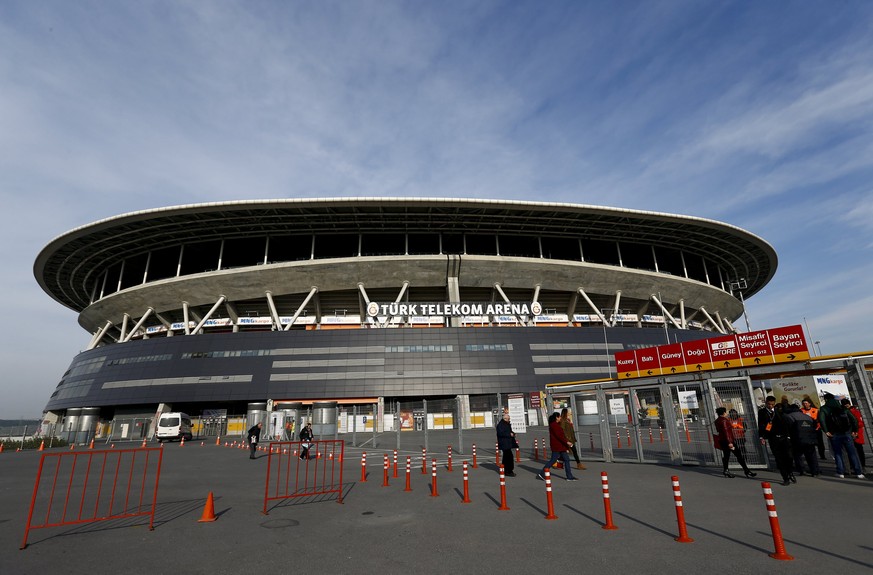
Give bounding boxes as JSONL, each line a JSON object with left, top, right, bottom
{"left": 614, "top": 324, "right": 810, "bottom": 380}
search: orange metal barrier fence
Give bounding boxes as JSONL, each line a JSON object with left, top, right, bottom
{"left": 20, "top": 447, "right": 164, "bottom": 549}
{"left": 263, "top": 440, "right": 344, "bottom": 514}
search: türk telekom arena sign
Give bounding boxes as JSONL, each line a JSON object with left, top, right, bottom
{"left": 614, "top": 324, "right": 810, "bottom": 380}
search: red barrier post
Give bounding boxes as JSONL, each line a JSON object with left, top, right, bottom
{"left": 498, "top": 465, "right": 510, "bottom": 510}
{"left": 447, "top": 445, "right": 453, "bottom": 472}
{"left": 649, "top": 429, "right": 654, "bottom": 444}
{"left": 382, "top": 454, "right": 390, "bottom": 487}
{"left": 601, "top": 471, "right": 617, "bottom": 529}
{"left": 430, "top": 459, "right": 439, "bottom": 497}
{"left": 393, "top": 449, "right": 398, "bottom": 478}
{"left": 404, "top": 456, "right": 412, "bottom": 492}
{"left": 462, "top": 461, "right": 471, "bottom": 503}
{"left": 671, "top": 476, "right": 693, "bottom": 543}
{"left": 660, "top": 427, "right": 664, "bottom": 442}
{"left": 421, "top": 448, "right": 427, "bottom": 475}
{"left": 543, "top": 469, "right": 557, "bottom": 520}
{"left": 515, "top": 445, "right": 521, "bottom": 462}
{"left": 360, "top": 452, "right": 367, "bottom": 482}
{"left": 472, "top": 444, "right": 478, "bottom": 468}
{"left": 761, "top": 482, "right": 794, "bottom": 560}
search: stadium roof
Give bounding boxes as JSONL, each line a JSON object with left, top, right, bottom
{"left": 35, "top": 198, "right": 777, "bottom": 311}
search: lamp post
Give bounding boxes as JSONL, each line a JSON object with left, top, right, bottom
{"left": 814, "top": 340, "right": 823, "bottom": 356}
{"left": 728, "top": 279, "right": 750, "bottom": 332}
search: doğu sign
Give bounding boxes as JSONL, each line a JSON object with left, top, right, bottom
{"left": 614, "top": 324, "right": 810, "bottom": 379}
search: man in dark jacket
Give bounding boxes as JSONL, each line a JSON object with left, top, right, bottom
{"left": 537, "top": 412, "right": 576, "bottom": 481}
{"left": 248, "top": 422, "right": 262, "bottom": 459}
{"left": 496, "top": 410, "right": 517, "bottom": 476}
{"left": 819, "top": 393, "right": 864, "bottom": 479}
{"left": 757, "top": 396, "right": 794, "bottom": 485}
{"left": 783, "top": 404, "right": 820, "bottom": 476}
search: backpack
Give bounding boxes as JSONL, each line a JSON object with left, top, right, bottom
{"left": 826, "top": 407, "right": 852, "bottom": 434}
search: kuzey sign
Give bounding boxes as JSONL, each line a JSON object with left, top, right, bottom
{"left": 614, "top": 324, "right": 810, "bottom": 380}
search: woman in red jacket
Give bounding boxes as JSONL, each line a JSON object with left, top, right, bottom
{"left": 537, "top": 412, "right": 577, "bottom": 481}
{"left": 844, "top": 399, "right": 866, "bottom": 470}
{"left": 715, "top": 407, "right": 756, "bottom": 478}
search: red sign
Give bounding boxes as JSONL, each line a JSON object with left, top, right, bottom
{"left": 681, "top": 339, "right": 711, "bottom": 372}
{"left": 615, "top": 350, "right": 638, "bottom": 378}
{"left": 637, "top": 348, "right": 661, "bottom": 377}
{"left": 706, "top": 334, "right": 743, "bottom": 369}
{"left": 767, "top": 325, "right": 809, "bottom": 363}
{"left": 613, "top": 324, "right": 810, "bottom": 379}
{"left": 657, "top": 343, "right": 686, "bottom": 376}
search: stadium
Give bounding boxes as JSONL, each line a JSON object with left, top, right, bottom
{"left": 34, "top": 197, "right": 776, "bottom": 438}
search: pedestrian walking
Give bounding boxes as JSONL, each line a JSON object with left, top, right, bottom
{"left": 496, "top": 409, "right": 517, "bottom": 476}
{"left": 248, "top": 422, "right": 262, "bottom": 459}
{"left": 560, "top": 408, "right": 585, "bottom": 470}
{"left": 537, "top": 413, "right": 576, "bottom": 481}
{"left": 714, "top": 407, "right": 756, "bottom": 478}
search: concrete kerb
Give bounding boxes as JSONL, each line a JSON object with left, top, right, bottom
{"left": 2, "top": 438, "right": 872, "bottom": 574}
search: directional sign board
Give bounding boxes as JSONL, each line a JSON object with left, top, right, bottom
{"left": 615, "top": 324, "right": 810, "bottom": 380}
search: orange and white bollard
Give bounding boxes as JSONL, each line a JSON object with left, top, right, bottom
{"left": 447, "top": 445, "right": 453, "bottom": 472}
{"left": 430, "top": 458, "right": 439, "bottom": 497}
{"left": 626, "top": 428, "right": 632, "bottom": 447}
{"left": 616, "top": 430, "right": 622, "bottom": 449}
{"left": 496, "top": 441, "right": 500, "bottom": 464}
{"left": 761, "top": 482, "right": 794, "bottom": 560}
{"left": 404, "top": 456, "right": 412, "bottom": 492}
{"left": 660, "top": 427, "right": 664, "bottom": 442}
{"left": 382, "top": 454, "right": 390, "bottom": 487}
{"left": 671, "top": 476, "right": 693, "bottom": 543}
{"left": 462, "top": 461, "right": 471, "bottom": 503}
{"left": 543, "top": 469, "right": 557, "bottom": 520}
{"left": 393, "top": 449, "right": 399, "bottom": 478}
{"left": 472, "top": 443, "right": 478, "bottom": 468}
{"left": 498, "top": 465, "right": 510, "bottom": 510}
{"left": 515, "top": 445, "right": 521, "bottom": 462}
{"left": 534, "top": 438, "right": 539, "bottom": 461}
{"left": 361, "top": 452, "right": 367, "bottom": 482}
{"left": 601, "top": 471, "right": 618, "bottom": 530}
{"left": 649, "top": 428, "right": 654, "bottom": 444}
{"left": 421, "top": 447, "right": 427, "bottom": 475}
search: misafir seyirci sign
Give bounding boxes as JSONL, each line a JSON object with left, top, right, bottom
{"left": 366, "top": 301, "right": 542, "bottom": 318}
{"left": 614, "top": 324, "right": 810, "bottom": 380}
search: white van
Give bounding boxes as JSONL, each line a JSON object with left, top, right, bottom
{"left": 155, "top": 412, "right": 193, "bottom": 442}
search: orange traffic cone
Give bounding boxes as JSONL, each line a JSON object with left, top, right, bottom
{"left": 38, "top": 440, "right": 45, "bottom": 452}
{"left": 141, "top": 438, "right": 147, "bottom": 448}
{"left": 180, "top": 437, "right": 185, "bottom": 447}
{"left": 216, "top": 436, "right": 221, "bottom": 446}
{"left": 88, "top": 438, "right": 94, "bottom": 449}
{"left": 0, "top": 443, "right": 4, "bottom": 453}
{"left": 198, "top": 492, "right": 218, "bottom": 522}
{"left": 70, "top": 443, "right": 75, "bottom": 451}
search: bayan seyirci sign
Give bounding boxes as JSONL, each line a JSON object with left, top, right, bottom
{"left": 614, "top": 324, "right": 810, "bottom": 379}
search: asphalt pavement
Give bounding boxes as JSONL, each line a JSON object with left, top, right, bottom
{"left": 1, "top": 431, "right": 872, "bottom": 575}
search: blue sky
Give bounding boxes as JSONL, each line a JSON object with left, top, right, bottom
{"left": 2, "top": 1, "right": 872, "bottom": 419}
